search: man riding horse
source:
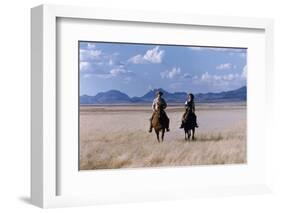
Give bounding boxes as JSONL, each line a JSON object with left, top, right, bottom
{"left": 148, "top": 91, "right": 170, "bottom": 133}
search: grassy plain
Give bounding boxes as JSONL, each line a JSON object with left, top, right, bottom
{"left": 79, "top": 103, "right": 246, "bottom": 170}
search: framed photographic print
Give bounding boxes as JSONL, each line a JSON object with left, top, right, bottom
{"left": 31, "top": 4, "right": 274, "bottom": 208}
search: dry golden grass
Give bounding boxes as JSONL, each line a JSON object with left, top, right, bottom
{"left": 79, "top": 103, "right": 246, "bottom": 170}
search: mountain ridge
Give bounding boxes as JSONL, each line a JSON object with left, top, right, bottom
{"left": 80, "top": 86, "right": 247, "bottom": 104}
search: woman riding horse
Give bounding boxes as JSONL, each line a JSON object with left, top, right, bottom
{"left": 180, "top": 93, "right": 199, "bottom": 129}
{"left": 179, "top": 93, "right": 198, "bottom": 140}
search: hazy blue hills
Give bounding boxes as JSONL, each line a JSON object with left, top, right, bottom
{"left": 80, "top": 90, "right": 131, "bottom": 104}
{"left": 80, "top": 86, "right": 247, "bottom": 104}
{"left": 195, "top": 86, "right": 247, "bottom": 103}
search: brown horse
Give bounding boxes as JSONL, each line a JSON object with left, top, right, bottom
{"left": 183, "top": 113, "right": 196, "bottom": 141}
{"left": 151, "top": 110, "right": 169, "bottom": 142}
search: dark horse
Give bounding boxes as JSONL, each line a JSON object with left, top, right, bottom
{"left": 183, "top": 113, "right": 197, "bottom": 141}
{"left": 151, "top": 110, "right": 169, "bottom": 142}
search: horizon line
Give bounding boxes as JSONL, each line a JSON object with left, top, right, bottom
{"left": 80, "top": 85, "right": 247, "bottom": 98}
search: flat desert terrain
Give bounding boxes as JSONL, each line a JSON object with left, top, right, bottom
{"left": 79, "top": 103, "right": 246, "bottom": 170}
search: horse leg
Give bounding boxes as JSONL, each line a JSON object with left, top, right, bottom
{"left": 184, "top": 130, "right": 187, "bottom": 141}
{"left": 155, "top": 129, "right": 160, "bottom": 143}
{"left": 188, "top": 130, "right": 191, "bottom": 140}
{"left": 192, "top": 128, "right": 195, "bottom": 140}
{"left": 161, "top": 129, "right": 165, "bottom": 142}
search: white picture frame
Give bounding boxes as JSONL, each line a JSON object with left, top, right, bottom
{"left": 31, "top": 4, "right": 274, "bottom": 208}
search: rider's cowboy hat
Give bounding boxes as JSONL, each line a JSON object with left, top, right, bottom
{"left": 156, "top": 91, "right": 163, "bottom": 96}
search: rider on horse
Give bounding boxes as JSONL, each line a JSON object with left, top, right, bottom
{"left": 148, "top": 91, "right": 170, "bottom": 133}
{"left": 180, "top": 93, "right": 199, "bottom": 129}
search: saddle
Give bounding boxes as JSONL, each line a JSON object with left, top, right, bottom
{"left": 156, "top": 109, "right": 166, "bottom": 119}
{"left": 183, "top": 111, "right": 196, "bottom": 127}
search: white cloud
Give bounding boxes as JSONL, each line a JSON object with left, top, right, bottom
{"left": 187, "top": 47, "right": 247, "bottom": 55}
{"left": 80, "top": 49, "right": 102, "bottom": 61}
{"left": 222, "top": 73, "right": 239, "bottom": 81}
{"left": 210, "top": 48, "right": 245, "bottom": 53}
{"left": 128, "top": 46, "right": 164, "bottom": 64}
{"left": 80, "top": 43, "right": 133, "bottom": 80}
{"left": 128, "top": 54, "right": 143, "bottom": 64}
{"left": 109, "top": 68, "right": 129, "bottom": 76}
{"left": 216, "top": 63, "right": 232, "bottom": 70}
{"left": 82, "top": 73, "right": 93, "bottom": 78}
{"left": 241, "top": 65, "right": 247, "bottom": 79}
{"left": 240, "top": 52, "right": 247, "bottom": 58}
{"left": 87, "top": 43, "right": 96, "bottom": 49}
{"left": 198, "top": 69, "right": 246, "bottom": 90}
{"left": 183, "top": 73, "right": 192, "bottom": 79}
{"left": 199, "top": 72, "right": 228, "bottom": 88}
{"left": 160, "top": 67, "right": 193, "bottom": 80}
{"left": 108, "top": 59, "right": 114, "bottom": 66}
{"left": 103, "top": 52, "right": 120, "bottom": 66}
{"left": 201, "top": 72, "right": 219, "bottom": 82}
{"left": 160, "top": 67, "right": 181, "bottom": 79}
{"left": 187, "top": 46, "right": 237, "bottom": 51}
{"left": 94, "top": 74, "right": 113, "bottom": 79}
{"left": 79, "top": 61, "right": 105, "bottom": 73}
{"left": 192, "top": 75, "right": 199, "bottom": 80}
{"left": 80, "top": 44, "right": 121, "bottom": 71}
{"left": 143, "top": 46, "right": 164, "bottom": 63}
{"left": 93, "top": 67, "right": 133, "bottom": 79}
{"left": 186, "top": 47, "right": 204, "bottom": 51}
{"left": 201, "top": 72, "right": 241, "bottom": 82}
{"left": 80, "top": 61, "right": 90, "bottom": 72}
{"left": 80, "top": 62, "right": 134, "bottom": 79}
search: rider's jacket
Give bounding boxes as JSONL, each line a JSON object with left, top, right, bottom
{"left": 185, "top": 100, "right": 195, "bottom": 113}
{"left": 152, "top": 97, "right": 167, "bottom": 112}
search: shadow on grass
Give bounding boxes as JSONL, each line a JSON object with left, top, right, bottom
{"left": 179, "top": 133, "right": 224, "bottom": 143}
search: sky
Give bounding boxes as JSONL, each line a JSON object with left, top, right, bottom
{"left": 79, "top": 41, "right": 247, "bottom": 97}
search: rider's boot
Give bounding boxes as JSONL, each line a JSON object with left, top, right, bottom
{"left": 148, "top": 121, "right": 153, "bottom": 133}
{"left": 179, "top": 122, "right": 184, "bottom": 129}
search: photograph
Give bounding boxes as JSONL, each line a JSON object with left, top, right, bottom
{"left": 79, "top": 41, "right": 247, "bottom": 170}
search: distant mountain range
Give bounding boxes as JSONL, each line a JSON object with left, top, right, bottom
{"left": 80, "top": 86, "right": 247, "bottom": 104}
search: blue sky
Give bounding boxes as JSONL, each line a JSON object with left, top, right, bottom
{"left": 79, "top": 42, "right": 247, "bottom": 97}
